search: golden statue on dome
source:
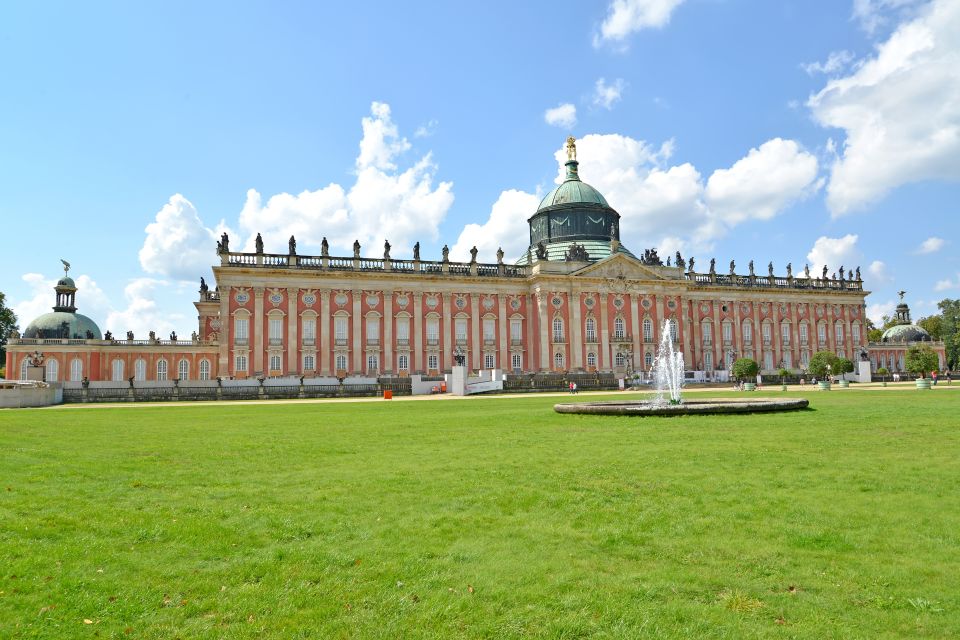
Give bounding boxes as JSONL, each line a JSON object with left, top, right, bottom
{"left": 565, "top": 136, "right": 577, "bottom": 162}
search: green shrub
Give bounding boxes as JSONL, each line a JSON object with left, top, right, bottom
{"left": 808, "top": 351, "right": 839, "bottom": 379}
{"left": 732, "top": 358, "right": 759, "bottom": 381}
{"left": 876, "top": 367, "right": 889, "bottom": 377}
{"left": 834, "top": 357, "right": 854, "bottom": 377}
{"left": 905, "top": 345, "right": 939, "bottom": 378}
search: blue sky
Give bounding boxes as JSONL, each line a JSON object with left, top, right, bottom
{"left": 2, "top": 0, "right": 958, "bottom": 336}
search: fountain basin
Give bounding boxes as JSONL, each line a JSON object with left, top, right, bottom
{"left": 554, "top": 397, "right": 808, "bottom": 417}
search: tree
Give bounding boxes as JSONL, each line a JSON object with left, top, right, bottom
{"left": 834, "top": 357, "right": 854, "bottom": 380}
{"left": 905, "top": 345, "right": 939, "bottom": 378}
{"left": 937, "top": 299, "right": 960, "bottom": 369}
{"left": 808, "top": 351, "right": 838, "bottom": 379}
{"left": 876, "top": 366, "right": 889, "bottom": 379}
{"left": 732, "top": 358, "right": 759, "bottom": 381}
{"left": 866, "top": 317, "right": 883, "bottom": 343}
{"left": 0, "top": 290, "right": 18, "bottom": 364}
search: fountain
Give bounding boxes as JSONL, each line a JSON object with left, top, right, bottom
{"left": 554, "top": 320, "right": 808, "bottom": 417}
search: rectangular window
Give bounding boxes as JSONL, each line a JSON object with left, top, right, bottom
{"left": 427, "top": 354, "right": 439, "bottom": 371}
{"left": 483, "top": 318, "right": 495, "bottom": 342}
{"left": 335, "top": 354, "right": 347, "bottom": 371}
{"left": 702, "top": 323, "right": 712, "bottom": 344}
{"left": 704, "top": 351, "right": 713, "bottom": 371}
{"left": 783, "top": 352, "right": 792, "bottom": 368}
{"left": 484, "top": 353, "right": 495, "bottom": 369}
{"left": 510, "top": 320, "right": 522, "bottom": 343}
{"left": 852, "top": 324, "right": 861, "bottom": 343}
{"left": 269, "top": 317, "right": 283, "bottom": 344}
{"left": 302, "top": 317, "right": 316, "bottom": 344}
{"left": 585, "top": 319, "right": 596, "bottom": 342}
{"left": 366, "top": 318, "right": 379, "bottom": 344}
{"left": 511, "top": 353, "right": 522, "bottom": 372}
{"left": 234, "top": 317, "right": 249, "bottom": 345}
{"left": 397, "top": 318, "right": 409, "bottom": 341}
{"left": 397, "top": 354, "right": 409, "bottom": 371}
{"left": 781, "top": 324, "right": 791, "bottom": 345}
{"left": 742, "top": 323, "right": 752, "bottom": 343}
{"left": 269, "top": 354, "right": 281, "bottom": 372}
{"left": 335, "top": 316, "right": 348, "bottom": 343}
{"left": 235, "top": 354, "right": 248, "bottom": 373}
{"left": 818, "top": 324, "right": 827, "bottom": 343}
{"left": 799, "top": 324, "right": 808, "bottom": 343}
{"left": 455, "top": 318, "right": 468, "bottom": 342}
{"left": 763, "top": 351, "right": 774, "bottom": 371}
{"left": 642, "top": 319, "right": 653, "bottom": 342}
{"left": 303, "top": 355, "right": 315, "bottom": 371}
{"left": 835, "top": 324, "right": 845, "bottom": 344}
{"left": 762, "top": 323, "right": 771, "bottom": 343}
{"left": 722, "top": 322, "right": 732, "bottom": 343}
{"left": 427, "top": 318, "right": 440, "bottom": 342}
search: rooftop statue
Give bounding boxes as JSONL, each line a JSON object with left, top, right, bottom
{"left": 442, "top": 244, "right": 450, "bottom": 262}
{"left": 470, "top": 246, "right": 478, "bottom": 263}
{"left": 321, "top": 237, "right": 329, "bottom": 257}
{"left": 289, "top": 235, "right": 297, "bottom": 256}
{"left": 535, "top": 241, "right": 548, "bottom": 260}
{"left": 200, "top": 277, "right": 208, "bottom": 294}
{"left": 748, "top": 260, "right": 755, "bottom": 276}
{"left": 497, "top": 247, "right": 505, "bottom": 264}
{"left": 127, "top": 330, "right": 134, "bottom": 341}
{"left": 384, "top": 239, "right": 391, "bottom": 260}
{"left": 565, "top": 136, "right": 577, "bottom": 162}
{"left": 255, "top": 233, "right": 264, "bottom": 254}
{"left": 768, "top": 262, "right": 774, "bottom": 277}
{"left": 898, "top": 289, "right": 906, "bottom": 301}
{"left": 170, "top": 331, "right": 177, "bottom": 342}
{"left": 413, "top": 241, "right": 420, "bottom": 261}
{"left": 709, "top": 258, "right": 716, "bottom": 275}
{"left": 675, "top": 251, "right": 685, "bottom": 270}
{"left": 839, "top": 266, "right": 845, "bottom": 281}
{"left": 804, "top": 264, "right": 810, "bottom": 278}
{"left": 666, "top": 256, "right": 671, "bottom": 266}
{"left": 786, "top": 263, "right": 792, "bottom": 278}
{"left": 729, "top": 260, "right": 736, "bottom": 276}
{"left": 60, "top": 258, "right": 70, "bottom": 276}
{"left": 855, "top": 266, "right": 861, "bottom": 281}
{"left": 220, "top": 232, "right": 230, "bottom": 253}
{"left": 688, "top": 256, "right": 695, "bottom": 273}
{"left": 822, "top": 265, "right": 828, "bottom": 279}
{"left": 353, "top": 239, "right": 361, "bottom": 259}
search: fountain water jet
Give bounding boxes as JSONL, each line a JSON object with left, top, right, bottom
{"left": 651, "top": 319, "right": 684, "bottom": 406}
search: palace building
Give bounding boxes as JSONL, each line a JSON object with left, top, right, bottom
{"left": 6, "top": 138, "right": 943, "bottom": 386}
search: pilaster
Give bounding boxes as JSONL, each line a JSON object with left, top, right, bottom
{"left": 253, "top": 287, "right": 264, "bottom": 375}
{"left": 320, "top": 290, "right": 330, "bottom": 375}
{"left": 384, "top": 291, "right": 393, "bottom": 374}
{"left": 352, "top": 290, "right": 362, "bottom": 373}
{"left": 413, "top": 293, "right": 423, "bottom": 372}
{"left": 287, "top": 287, "right": 298, "bottom": 375}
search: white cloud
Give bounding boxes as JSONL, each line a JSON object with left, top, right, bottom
{"left": 934, "top": 274, "right": 960, "bottom": 291}
{"left": 809, "top": 0, "right": 960, "bottom": 215}
{"left": 414, "top": 119, "right": 438, "bottom": 138}
{"left": 915, "top": 236, "right": 945, "bottom": 254}
{"left": 594, "top": 0, "right": 686, "bottom": 47}
{"left": 544, "top": 103, "right": 577, "bottom": 128}
{"left": 140, "top": 194, "right": 222, "bottom": 281}
{"left": 806, "top": 235, "right": 863, "bottom": 273}
{"left": 12, "top": 273, "right": 112, "bottom": 333}
{"left": 867, "top": 299, "right": 897, "bottom": 326}
{"left": 852, "top": 0, "right": 926, "bottom": 35}
{"left": 705, "top": 138, "right": 820, "bottom": 225}
{"left": 801, "top": 50, "right": 855, "bottom": 76}
{"left": 233, "top": 102, "right": 454, "bottom": 257}
{"left": 104, "top": 278, "right": 188, "bottom": 339}
{"left": 593, "top": 78, "right": 626, "bottom": 109}
{"left": 867, "top": 260, "right": 892, "bottom": 283}
{"left": 450, "top": 190, "right": 541, "bottom": 262}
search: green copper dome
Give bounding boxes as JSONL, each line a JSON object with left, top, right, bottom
{"left": 537, "top": 177, "right": 610, "bottom": 210}
{"left": 880, "top": 323, "right": 930, "bottom": 343}
{"left": 24, "top": 311, "right": 102, "bottom": 340}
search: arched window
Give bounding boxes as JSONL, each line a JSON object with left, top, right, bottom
{"left": 554, "top": 351, "right": 565, "bottom": 369}
{"left": 199, "top": 359, "right": 211, "bottom": 380}
{"left": 134, "top": 358, "right": 146, "bottom": 381}
{"left": 178, "top": 359, "right": 189, "bottom": 381}
{"left": 586, "top": 352, "right": 597, "bottom": 367}
{"left": 742, "top": 320, "right": 752, "bottom": 344}
{"left": 45, "top": 358, "right": 59, "bottom": 382}
{"left": 644, "top": 352, "right": 653, "bottom": 368}
{"left": 762, "top": 323, "right": 772, "bottom": 344}
{"left": 156, "top": 359, "right": 168, "bottom": 381}
{"left": 585, "top": 317, "right": 597, "bottom": 341}
{"left": 835, "top": 322, "right": 845, "bottom": 345}
{"left": 781, "top": 322, "right": 791, "bottom": 346}
{"left": 614, "top": 316, "right": 625, "bottom": 339}
{"left": 852, "top": 323, "right": 861, "bottom": 344}
{"left": 335, "top": 354, "right": 347, "bottom": 372}
{"left": 642, "top": 318, "right": 653, "bottom": 342}
{"left": 397, "top": 354, "right": 409, "bottom": 371}
{"left": 552, "top": 317, "right": 564, "bottom": 342}
{"left": 818, "top": 323, "right": 827, "bottom": 344}
{"left": 70, "top": 358, "right": 83, "bottom": 382}
{"left": 111, "top": 359, "right": 125, "bottom": 381}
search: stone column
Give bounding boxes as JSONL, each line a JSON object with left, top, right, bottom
{"left": 442, "top": 293, "right": 452, "bottom": 370}
{"left": 752, "top": 302, "right": 762, "bottom": 369}
{"left": 287, "top": 287, "right": 298, "bottom": 375}
{"left": 320, "top": 290, "right": 331, "bottom": 375}
{"left": 497, "top": 294, "right": 508, "bottom": 370}
{"left": 413, "top": 292, "right": 423, "bottom": 372}
{"left": 218, "top": 286, "right": 230, "bottom": 376}
{"left": 599, "top": 292, "right": 610, "bottom": 371}
{"left": 384, "top": 291, "right": 393, "bottom": 374}
{"left": 790, "top": 301, "right": 801, "bottom": 368}
{"left": 712, "top": 298, "right": 722, "bottom": 373}
{"left": 629, "top": 292, "right": 641, "bottom": 370}
{"left": 525, "top": 295, "right": 536, "bottom": 372}
{"left": 470, "top": 293, "right": 480, "bottom": 367}
{"left": 690, "top": 299, "right": 702, "bottom": 371}
{"left": 352, "top": 290, "right": 363, "bottom": 374}
{"left": 536, "top": 290, "right": 550, "bottom": 371}
{"left": 253, "top": 287, "right": 264, "bottom": 375}
{"left": 570, "top": 290, "right": 583, "bottom": 369}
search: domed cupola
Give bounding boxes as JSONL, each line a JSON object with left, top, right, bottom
{"left": 518, "top": 137, "right": 634, "bottom": 264}
{"left": 22, "top": 261, "right": 102, "bottom": 340}
{"left": 881, "top": 292, "right": 931, "bottom": 343}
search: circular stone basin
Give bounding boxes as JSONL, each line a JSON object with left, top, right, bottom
{"left": 554, "top": 397, "right": 809, "bottom": 417}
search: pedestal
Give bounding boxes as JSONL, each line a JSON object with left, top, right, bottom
{"left": 450, "top": 366, "right": 467, "bottom": 396}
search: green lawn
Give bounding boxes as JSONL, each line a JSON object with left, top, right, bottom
{"left": 1, "top": 390, "right": 959, "bottom": 639}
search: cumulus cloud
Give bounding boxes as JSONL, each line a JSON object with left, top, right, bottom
{"left": 934, "top": 274, "right": 960, "bottom": 291}
{"left": 450, "top": 190, "right": 541, "bottom": 262}
{"left": 140, "top": 194, "right": 221, "bottom": 281}
{"left": 915, "top": 236, "right": 945, "bottom": 254}
{"left": 544, "top": 103, "right": 577, "bottom": 128}
{"left": 12, "top": 273, "right": 112, "bottom": 332}
{"left": 801, "top": 50, "right": 855, "bottom": 76}
{"left": 806, "top": 234, "right": 863, "bottom": 273}
{"left": 592, "top": 78, "right": 626, "bottom": 109}
{"left": 809, "top": 0, "right": 960, "bottom": 216}
{"left": 705, "top": 138, "right": 821, "bottom": 225}
{"left": 867, "top": 260, "right": 892, "bottom": 284}
{"left": 852, "top": 0, "right": 927, "bottom": 35}
{"left": 235, "top": 102, "right": 454, "bottom": 256}
{"left": 594, "top": 0, "right": 686, "bottom": 47}
{"left": 104, "top": 278, "right": 189, "bottom": 338}
{"left": 867, "top": 299, "right": 898, "bottom": 326}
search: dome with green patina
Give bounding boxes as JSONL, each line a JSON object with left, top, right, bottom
{"left": 537, "top": 177, "right": 610, "bottom": 210}
{"left": 880, "top": 298, "right": 931, "bottom": 343}
{"left": 23, "top": 311, "right": 102, "bottom": 340}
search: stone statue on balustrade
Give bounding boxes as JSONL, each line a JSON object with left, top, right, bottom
{"left": 855, "top": 266, "right": 861, "bottom": 281}
{"left": 170, "top": 331, "right": 177, "bottom": 342}
{"left": 729, "top": 260, "right": 736, "bottom": 276}
{"left": 104, "top": 330, "right": 113, "bottom": 341}
{"left": 748, "top": 260, "right": 755, "bottom": 276}
{"left": 470, "top": 246, "right": 478, "bottom": 263}
{"left": 255, "top": 233, "right": 264, "bottom": 254}
{"left": 384, "top": 239, "right": 391, "bottom": 260}
{"left": 413, "top": 242, "right": 420, "bottom": 261}
{"left": 786, "top": 263, "right": 792, "bottom": 278}
{"left": 675, "top": 251, "right": 685, "bottom": 270}
{"left": 804, "top": 264, "right": 811, "bottom": 279}
{"left": 288, "top": 235, "right": 297, "bottom": 255}
{"left": 687, "top": 256, "right": 695, "bottom": 273}
{"left": 497, "top": 247, "right": 504, "bottom": 264}
{"left": 839, "top": 266, "right": 845, "bottom": 281}
{"left": 442, "top": 244, "right": 450, "bottom": 262}
{"left": 127, "top": 330, "right": 134, "bottom": 341}
{"left": 709, "top": 258, "right": 716, "bottom": 275}
{"left": 200, "top": 277, "right": 208, "bottom": 295}
{"left": 220, "top": 232, "right": 230, "bottom": 253}
{"left": 353, "top": 239, "right": 361, "bottom": 259}
{"left": 321, "top": 237, "right": 329, "bottom": 257}
{"left": 768, "top": 262, "right": 774, "bottom": 277}
{"left": 822, "top": 265, "right": 828, "bottom": 279}
{"left": 535, "top": 241, "right": 548, "bottom": 260}
{"left": 149, "top": 331, "right": 157, "bottom": 343}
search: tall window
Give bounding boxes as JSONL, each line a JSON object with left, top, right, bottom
{"left": 335, "top": 354, "right": 347, "bottom": 371}
{"left": 762, "top": 323, "right": 772, "bottom": 344}
{"left": 234, "top": 354, "right": 247, "bottom": 373}
{"left": 554, "top": 351, "right": 565, "bottom": 369}
{"left": 428, "top": 354, "right": 439, "bottom": 371}
{"left": 669, "top": 319, "right": 678, "bottom": 342}
{"left": 20, "top": 359, "right": 28, "bottom": 380}
{"left": 702, "top": 322, "right": 713, "bottom": 345}
{"left": 178, "top": 359, "right": 189, "bottom": 380}
{"left": 268, "top": 317, "right": 283, "bottom": 345}
{"left": 585, "top": 318, "right": 597, "bottom": 341}
{"left": 511, "top": 353, "right": 522, "bottom": 372}
{"left": 800, "top": 351, "right": 810, "bottom": 367}
{"left": 455, "top": 318, "right": 468, "bottom": 342}
{"left": 367, "top": 354, "right": 379, "bottom": 373}
{"left": 269, "top": 354, "right": 281, "bottom": 372}
{"left": 483, "top": 318, "right": 495, "bottom": 342}
{"left": 199, "top": 359, "right": 211, "bottom": 380}
{"left": 852, "top": 323, "right": 861, "bottom": 343}
{"left": 642, "top": 318, "right": 653, "bottom": 342}
{"left": 835, "top": 323, "right": 845, "bottom": 344}
{"left": 644, "top": 352, "right": 654, "bottom": 368}
{"left": 781, "top": 323, "right": 791, "bottom": 345}
{"left": 303, "top": 354, "right": 315, "bottom": 371}
{"left": 45, "top": 358, "right": 59, "bottom": 382}
{"left": 70, "top": 358, "right": 83, "bottom": 381}
{"left": 397, "top": 317, "right": 410, "bottom": 342}
{"left": 615, "top": 352, "right": 626, "bottom": 367}
{"left": 135, "top": 358, "right": 146, "bottom": 381}
{"left": 818, "top": 323, "right": 827, "bottom": 343}
{"left": 614, "top": 316, "right": 625, "bottom": 339}
{"left": 302, "top": 317, "right": 316, "bottom": 344}
{"left": 726, "top": 350, "right": 735, "bottom": 370}
{"left": 510, "top": 319, "right": 522, "bottom": 343}
{"left": 742, "top": 321, "right": 752, "bottom": 343}
{"left": 112, "top": 359, "right": 125, "bottom": 382}
{"left": 722, "top": 322, "right": 732, "bottom": 343}
{"left": 427, "top": 318, "right": 440, "bottom": 342}
{"left": 156, "top": 359, "right": 168, "bottom": 381}
{"left": 763, "top": 351, "right": 774, "bottom": 371}
{"left": 366, "top": 317, "right": 380, "bottom": 344}
{"left": 484, "top": 353, "right": 495, "bottom": 369}
{"left": 234, "top": 317, "right": 249, "bottom": 345}
{"left": 397, "top": 354, "right": 409, "bottom": 371}
{"left": 783, "top": 352, "right": 792, "bottom": 368}
{"left": 552, "top": 317, "right": 564, "bottom": 342}
{"left": 799, "top": 323, "right": 808, "bottom": 344}
{"left": 704, "top": 351, "right": 713, "bottom": 371}
{"left": 334, "top": 316, "right": 348, "bottom": 343}
{"left": 587, "top": 352, "right": 597, "bottom": 368}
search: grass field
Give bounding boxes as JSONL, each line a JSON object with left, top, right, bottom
{"left": 1, "top": 389, "right": 959, "bottom": 639}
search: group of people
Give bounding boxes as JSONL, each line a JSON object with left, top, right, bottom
{"left": 568, "top": 382, "right": 579, "bottom": 394}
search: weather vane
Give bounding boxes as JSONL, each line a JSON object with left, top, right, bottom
{"left": 897, "top": 289, "right": 906, "bottom": 302}
{"left": 60, "top": 258, "right": 71, "bottom": 276}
